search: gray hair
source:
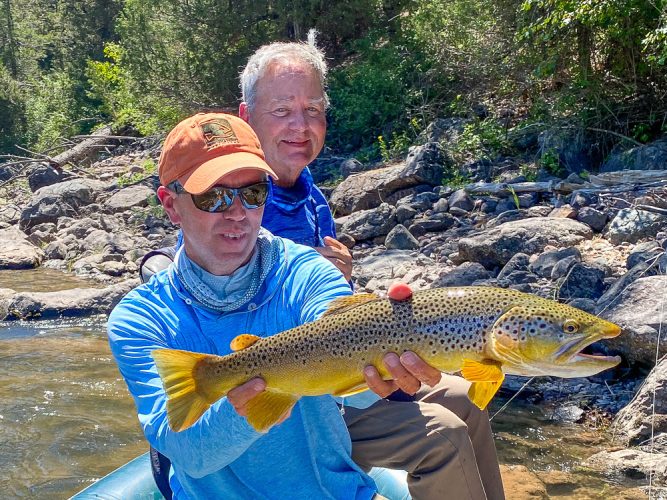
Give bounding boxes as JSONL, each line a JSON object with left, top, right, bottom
{"left": 240, "top": 29, "right": 329, "bottom": 111}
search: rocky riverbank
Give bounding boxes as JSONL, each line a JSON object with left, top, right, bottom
{"left": 0, "top": 120, "right": 666, "bottom": 493}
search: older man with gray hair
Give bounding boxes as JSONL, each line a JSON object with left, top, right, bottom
{"left": 237, "top": 33, "right": 506, "bottom": 500}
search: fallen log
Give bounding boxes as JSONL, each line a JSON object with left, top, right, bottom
{"left": 464, "top": 170, "right": 667, "bottom": 198}
{"left": 48, "top": 125, "right": 122, "bottom": 168}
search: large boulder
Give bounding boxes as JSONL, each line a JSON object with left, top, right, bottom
{"left": 584, "top": 449, "right": 667, "bottom": 486}
{"left": 104, "top": 184, "right": 155, "bottom": 213}
{"left": 0, "top": 228, "right": 45, "bottom": 269}
{"left": 607, "top": 208, "right": 667, "bottom": 245}
{"left": 0, "top": 279, "right": 139, "bottom": 320}
{"left": 19, "top": 179, "right": 106, "bottom": 230}
{"left": 600, "top": 139, "right": 667, "bottom": 172}
{"left": 329, "top": 143, "right": 448, "bottom": 216}
{"left": 337, "top": 203, "right": 397, "bottom": 242}
{"left": 458, "top": 218, "right": 593, "bottom": 269}
{"left": 600, "top": 276, "right": 667, "bottom": 367}
{"left": 612, "top": 356, "right": 667, "bottom": 446}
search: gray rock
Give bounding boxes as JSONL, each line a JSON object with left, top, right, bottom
{"left": 397, "top": 191, "right": 440, "bottom": 211}
{"left": 530, "top": 247, "right": 582, "bottom": 278}
{"left": 0, "top": 279, "right": 139, "bottom": 320}
{"left": 418, "top": 117, "right": 467, "bottom": 144}
{"left": 597, "top": 259, "right": 662, "bottom": 311}
{"left": 27, "top": 164, "right": 75, "bottom": 192}
{"left": 584, "top": 449, "right": 667, "bottom": 484}
{"left": 384, "top": 224, "right": 419, "bottom": 250}
{"left": 433, "top": 262, "right": 493, "bottom": 287}
{"left": 494, "top": 198, "right": 518, "bottom": 214}
{"left": 569, "top": 191, "right": 597, "bottom": 209}
{"left": 395, "top": 205, "right": 418, "bottom": 225}
{"left": 339, "top": 158, "right": 365, "bottom": 177}
{"left": 607, "top": 208, "right": 667, "bottom": 245}
{"left": 600, "top": 139, "right": 667, "bottom": 172}
{"left": 576, "top": 207, "right": 608, "bottom": 232}
{"left": 601, "top": 276, "right": 667, "bottom": 366}
{"left": 565, "top": 298, "right": 597, "bottom": 314}
{"left": 557, "top": 263, "right": 606, "bottom": 300}
{"left": 104, "top": 185, "right": 155, "bottom": 213}
{"left": 550, "top": 255, "right": 579, "bottom": 280}
{"left": 497, "top": 253, "right": 531, "bottom": 280}
{"left": 0, "top": 228, "right": 45, "bottom": 269}
{"left": 330, "top": 143, "right": 448, "bottom": 216}
{"left": 408, "top": 213, "right": 456, "bottom": 237}
{"left": 338, "top": 203, "right": 397, "bottom": 242}
{"left": 44, "top": 240, "right": 67, "bottom": 260}
{"left": 19, "top": 179, "right": 105, "bottom": 230}
{"left": 458, "top": 218, "right": 591, "bottom": 269}
{"left": 612, "top": 356, "right": 667, "bottom": 446}
{"left": 432, "top": 198, "right": 449, "bottom": 214}
{"left": 448, "top": 189, "right": 474, "bottom": 212}
{"left": 627, "top": 241, "right": 664, "bottom": 269}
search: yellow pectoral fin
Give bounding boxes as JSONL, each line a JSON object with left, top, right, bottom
{"left": 467, "top": 381, "right": 503, "bottom": 410}
{"left": 230, "top": 334, "right": 261, "bottom": 351}
{"left": 321, "top": 293, "right": 380, "bottom": 317}
{"left": 461, "top": 359, "right": 504, "bottom": 382}
{"left": 245, "top": 391, "right": 299, "bottom": 433}
{"left": 332, "top": 383, "right": 369, "bottom": 398}
{"left": 461, "top": 359, "right": 505, "bottom": 410}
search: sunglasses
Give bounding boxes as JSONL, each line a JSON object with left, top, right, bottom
{"left": 169, "top": 180, "right": 269, "bottom": 213}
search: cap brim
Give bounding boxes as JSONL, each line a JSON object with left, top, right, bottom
{"left": 180, "top": 152, "right": 278, "bottom": 195}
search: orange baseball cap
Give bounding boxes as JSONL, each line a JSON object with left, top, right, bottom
{"left": 158, "top": 112, "right": 278, "bottom": 194}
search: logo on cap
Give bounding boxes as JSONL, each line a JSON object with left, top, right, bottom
{"left": 200, "top": 118, "right": 239, "bottom": 149}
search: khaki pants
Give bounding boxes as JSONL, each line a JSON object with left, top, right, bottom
{"left": 344, "top": 375, "right": 505, "bottom": 500}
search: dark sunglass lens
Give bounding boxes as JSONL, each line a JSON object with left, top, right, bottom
{"left": 192, "top": 189, "right": 231, "bottom": 212}
{"left": 240, "top": 183, "right": 269, "bottom": 207}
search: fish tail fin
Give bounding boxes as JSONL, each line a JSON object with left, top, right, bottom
{"left": 152, "top": 349, "right": 222, "bottom": 432}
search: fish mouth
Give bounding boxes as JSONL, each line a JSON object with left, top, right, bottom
{"left": 554, "top": 323, "right": 622, "bottom": 367}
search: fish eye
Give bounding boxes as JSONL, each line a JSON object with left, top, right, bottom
{"left": 563, "top": 320, "right": 579, "bottom": 334}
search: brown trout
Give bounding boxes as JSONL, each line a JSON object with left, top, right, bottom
{"left": 152, "top": 286, "right": 621, "bottom": 432}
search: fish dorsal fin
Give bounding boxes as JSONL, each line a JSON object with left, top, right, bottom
{"left": 321, "top": 293, "right": 381, "bottom": 317}
{"left": 461, "top": 359, "right": 505, "bottom": 410}
{"left": 245, "top": 390, "right": 299, "bottom": 432}
{"left": 230, "top": 334, "right": 261, "bottom": 351}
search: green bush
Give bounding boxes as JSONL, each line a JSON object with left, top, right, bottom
{"left": 86, "top": 43, "right": 185, "bottom": 135}
{"left": 327, "top": 32, "right": 429, "bottom": 152}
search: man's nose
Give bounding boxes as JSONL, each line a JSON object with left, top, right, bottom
{"left": 222, "top": 196, "right": 246, "bottom": 220}
{"left": 289, "top": 109, "right": 307, "bottom": 132}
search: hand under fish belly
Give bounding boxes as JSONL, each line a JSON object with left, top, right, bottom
{"left": 152, "top": 286, "right": 622, "bottom": 432}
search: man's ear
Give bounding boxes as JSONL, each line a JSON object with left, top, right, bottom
{"left": 239, "top": 102, "right": 249, "bottom": 122}
{"left": 157, "top": 185, "right": 181, "bottom": 225}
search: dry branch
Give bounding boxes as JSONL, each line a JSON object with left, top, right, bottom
{"left": 464, "top": 170, "right": 667, "bottom": 198}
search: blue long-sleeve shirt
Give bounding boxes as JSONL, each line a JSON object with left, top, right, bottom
{"left": 108, "top": 236, "right": 377, "bottom": 499}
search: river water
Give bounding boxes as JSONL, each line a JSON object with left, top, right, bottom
{"left": 0, "top": 270, "right": 652, "bottom": 499}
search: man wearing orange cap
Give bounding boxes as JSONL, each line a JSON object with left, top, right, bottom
{"left": 108, "top": 112, "right": 384, "bottom": 499}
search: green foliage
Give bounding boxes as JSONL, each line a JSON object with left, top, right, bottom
{"left": 117, "top": 158, "right": 158, "bottom": 187}
{"left": 538, "top": 148, "right": 564, "bottom": 177}
{"left": 86, "top": 43, "right": 184, "bottom": 135}
{"left": 23, "top": 69, "right": 94, "bottom": 151}
{"left": 0, "top": 65, "right": 26, "bottom": 153}
{"left": 519, "top": 163, "right": 538, "bottom": 182}
{"left": 450, "top": 119, "right": 513, "bottom": 164}
{"left": 327, "top": 31, "right": 429, "bottom": 151}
